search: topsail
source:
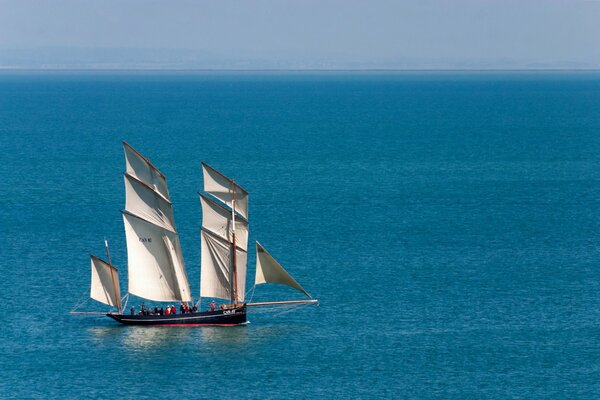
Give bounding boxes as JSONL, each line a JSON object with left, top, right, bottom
{"left": 202, "top": 162, "right": 249, "bottom": 219}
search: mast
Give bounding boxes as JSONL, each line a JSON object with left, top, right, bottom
{"left": 104, "top": 238, "right": 112, "bottom": 264}
{"left": 231, "top": 180, "right": 238, "bottom": 306}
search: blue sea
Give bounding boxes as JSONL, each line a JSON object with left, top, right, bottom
{"left": 1, "top": 71, "right": 600, "bottom": 399}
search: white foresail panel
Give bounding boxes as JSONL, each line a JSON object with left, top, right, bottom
{"left": 123, "top": 213, "right": 192, "bottom": 302}
{"left": 199, "top": 195, "right": 249, "bottom": 251}
{"left": 124, "top": 174, "right": 176, "bottom": 232}
{"left": 90, "top": 256, "right": 122, "bottom": 307}
{"left": 255, "top": 242, "right": 311, "bottom": 298}
{"left": 123, "top": 142, "right": 170, "bottom": 201}
{"left": 200, "top": 231, "right": 247, "bottom": 302}
{"left": 202, "top": 162, "right": 248, "bottom": 219}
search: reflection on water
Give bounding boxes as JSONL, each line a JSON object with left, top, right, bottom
{"left": 86, "top": 319, "right": 309, "bottom": 353}
{"left": 87, "top": 324, "right": 126, "bottom": 345}
{"left": 88, "top": 323, "right": 251, "bottom": 351}
{"left": 120, "top": 326, "right": 193, "bottom": 350}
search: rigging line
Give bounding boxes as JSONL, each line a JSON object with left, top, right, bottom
{"left": 272, "top": 302, "right": 310, "bottom": 317}
{"left": 249, "top": 302, "right": 311, "bottom": 317}
{"left": 70, "top": 290, "right": 91, "bottom": 313}
{"left": 244, "top": 284, "right": 257, "bottom": 304}
{"left": 253, "top": 304, "right": 299, "bottom": 316}
{"left": 122, "top": 293, "right": 130, "bottom": 311}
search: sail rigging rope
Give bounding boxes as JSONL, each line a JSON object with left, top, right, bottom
{"left": 245, "top": 284, "right": 257, "bottom": 304}
{"left": 246, "top": 301, "right": 312, "bottom": 317}
{"left": 69, "top": 290, "right": 91, "bottom": 313}
{"left": 122, "top": 293, "right": 130, "bottom": 311}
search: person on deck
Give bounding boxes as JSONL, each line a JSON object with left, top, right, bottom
{"left": 165, "top": 306, "right": 171, "bottom": 315}
{"left": 171, "top": 305, "right": 176, "bottom": 314}
{"left": 210, "top": 301, "right": 216, "bottom": 311}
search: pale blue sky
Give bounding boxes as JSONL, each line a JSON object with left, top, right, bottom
{"left": 1, "top": 0, "right": 599, "bottom": 69}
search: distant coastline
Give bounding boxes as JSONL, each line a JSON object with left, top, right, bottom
{"left": 1, "top": 67, "right": 600, "bottom": 72}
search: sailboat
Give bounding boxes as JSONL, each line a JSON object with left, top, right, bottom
{"left": 88, "top": 142, "right": 317, "bottom": 326}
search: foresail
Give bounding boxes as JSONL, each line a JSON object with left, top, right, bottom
{"left": 202, "top": 162, "right": 248, "bottom": 219}
{"left": 90, "top": 255, "right": 122, "bottom": 308}
{"left": 123, "top": 141, "right": 170, "bottom": 201}
{"left": 200, "top": 231, "right": 247, "bottom": 302}
{"left": 255, "top": 242, "right": 312, "bottom": 298}
{"left": 123, "top": 212, "right": 192, "bottom": 302}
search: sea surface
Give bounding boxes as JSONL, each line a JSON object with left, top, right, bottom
{"left": 1, "top": 71, "right": 600, "bottom": 399}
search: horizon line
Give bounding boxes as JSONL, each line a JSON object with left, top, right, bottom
{"left": 2, "top": 67, "right": 600, "bottom": 73}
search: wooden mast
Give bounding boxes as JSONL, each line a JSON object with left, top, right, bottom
{"left": 105, "top": 239, "right": 122, "bottom": 314}
{"left": 230, "top": 181, "right": 239, "bottom": 306}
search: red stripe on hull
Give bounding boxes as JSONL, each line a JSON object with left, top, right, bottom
{"left": 147, "top": 323, "right": 240, "bottom": 327}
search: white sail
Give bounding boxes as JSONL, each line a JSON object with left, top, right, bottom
{"left": 90, "top": 255, "right": 122, "bottom": 308}
{"left": 163, "top": 234, "right": 191, "bottom": 301}
{"left": 123, "top": 141, "right": 170, "bottom": 201}
{"left": 202, "top": 162, "right": 249, "bottom": 219}
{"left": 199, "top": 194, "right": 248, "bottom": 302}
{"left": 124, "top": 173, "right": 176, "bottom": 232}
{"left": 200, "top": 231, "right": 247, "bottom": 302}
{"left": 199, "top": 194, "right": 248, "bottom": 251}
{"left": 255, "top": 242, "right": 311, "bottom": 298}
{"left": 120, "top": 143, "right": 192, "bottom": 303}
{"left": 123, "top": 212, "right": 192, "bottom": 302}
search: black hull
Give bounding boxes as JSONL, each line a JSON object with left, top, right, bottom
{"left": 107, "top": 306, "right": 247, "bottom": 326}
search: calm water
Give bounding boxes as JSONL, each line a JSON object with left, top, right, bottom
{"left": 1, "top": 71, "right": 600, "bottom": 399}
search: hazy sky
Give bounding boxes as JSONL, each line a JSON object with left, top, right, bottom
{"left": 1, "top": 0, "right": 599, "bottom": 69}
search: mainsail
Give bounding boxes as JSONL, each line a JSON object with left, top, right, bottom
{"left": 255, "top": 242, "right": 312, "bottom": 298}
{"left": 90, "top": 255, "right": 122, "bottom": 308}
{"left": 122, "top": 142, "right": 192, "bottom": 302}
{"left": 199, "top": 163, "right": 248, "bottom": 303}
